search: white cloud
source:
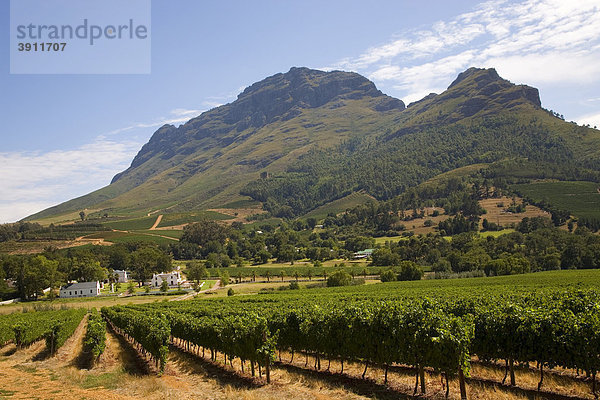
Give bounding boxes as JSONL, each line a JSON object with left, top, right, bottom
{"left": 0, "top": 138, "right": 142, "bottom": 223}
{"left": 170, "top": 108, "right": 204, "bottom": 117}
{"left": 331, "top": 0, "right": 600, "bottom": 105}
{"left": 104, "top": 108, "right": 205, "bottom": 137}
{"left": 0, "top": 94, "right": 242, "bottom": 224}
{"left": 371, "top": 50, "right": 477, "bottom": 104}
{"left": 104, "top": 102, "right": 232, "bottom": 137}
{"left": 487, "top": 52, "right": 600, "bottom": 85}
{"left": 576, "top": 111, "right": 600, "bottom": 128}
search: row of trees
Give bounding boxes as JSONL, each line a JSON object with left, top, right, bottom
{"left": 0, "top": 242, "right": 172, "bottom": 300}
{"left": 369, "top": 217, "right": 600, "bottom": 276}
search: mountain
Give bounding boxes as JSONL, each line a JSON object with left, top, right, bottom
{"left": 26, "top": 67, "right": 600, "bottom": 222}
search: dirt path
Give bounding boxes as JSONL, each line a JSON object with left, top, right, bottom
{"left": 170, "top": 280, "right": 220, "bottom": 301}
{"left": 46, "top": 314, "right": 88, "bottom": 367}
{"left": 0, "top": 316, "right": 136, "bottom": 400}
{"left": 164, "top": 342, "right": 371, "bottom": 400}
{"left": 75, "top": 236, "right": 108, "bottom": 245}
{"left": 149, "top": 215, "right": 163, "bottom": 230}
{"left": 139, "top": 231, "right": 179, "bottom": 241}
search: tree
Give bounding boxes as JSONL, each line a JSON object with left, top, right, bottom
{"left": 433, "top": 259, "right": 452, "bottom": 274}
{"left": 169, "top": 242, "right": 202, "bottom": 260}
{"left": 130, "top": 247, "right": 171, "bottom": 286}
{"left": 397, "top": 261, "right": 423, "bottom": 281}
{"left": 256, "top": 249, "right": 271, "bottom": 264}
{"left": 108, "top": 246, "right": 129, "bottom": 270}
{"left": 327, "top": 270, "right": 352, "bottom": 287}
{"left": 380, "top": 269, "right": 397, "bottom": 282}
{"left": 277, "top": 244, "right": 296, "bottom": 263}
{"left": 219, "top": 271, "right": 230, "bottom": 286}
{"left": 186, "top": 261, "right": 208, "bottom": 284}
{"left": 344, "top": 235, "right": 375, "bottom": 252}
{"left": 263, "top": 270, "right": 271, "bottom": 282}
{"left": 79, "top": 211, "right": 86, "bottom": 221}
{"left": 160, "top": 280, "right": 169, "bottom": 292}
{"left": 0, "top": 264, "right": 8, "bottom": 296}
{"left": 16, "top": 255, "right": 62, "bottom": 300}
{"left": 306, "top": 269, "right": 313, "bottom": 281}
{"left": 371, "top": 248, "right": 401, "bottom": 266}
{"left": 70, "top": 258, "right": 106, "bottom": 282}
{"left": 181, "top": 219, "right": 230, "bottom": 247}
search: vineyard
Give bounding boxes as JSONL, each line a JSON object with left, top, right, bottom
{"left": 98, "top": 271, "right": 600, "bottom": 399}
{"left": 1, "top": 271, "right": 599, "bottom": 399}
{"left": 0, "top": 308, "right": 86, "bottom": 353}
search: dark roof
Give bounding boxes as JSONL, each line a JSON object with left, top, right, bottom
{"left": 60, "top": 281, "right": 98, "bottom": 290}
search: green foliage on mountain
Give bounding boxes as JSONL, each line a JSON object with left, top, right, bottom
{"left": 25, "top": 67, "right": 600, "bottom": 223}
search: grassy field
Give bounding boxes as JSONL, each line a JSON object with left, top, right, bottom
{"left": 512, "top": 181, "right": 600, "bottom": 219}
{"left": 479, "top": 196, "right": 549, "bottom": 227}
{"left": 205, "top": 278, "right": 381, "bottom": 298}
{"left": 84, "top": 231, "right": 177, "bottom": 246}
{"left": 304, "top": 191, "right": 375, "bottom": 219}
{"left": 157, "top": 211, "right": 234, "bottom": 228}
{"left": 179, "top": 259, "right": 433, "bottom": 279}
{"left": 364, "top": 268, "right": 600, "bottom": 292}
{"left": 102, "top": 216, "right": 157, "bottom": 231}
{"left": 478, "top": 228, "right": 515, "bottom": 238}
{"left": 0, "top": 239, "right": 102, "bottom": 254}
{"left": 0, "top": 293, "right": 176, "bottom": 315}
{"left": 419, "top": 163, "right": 489, "bottom": 188}
{"left": 133, "top": 229, "right": 183, "bottom": 239}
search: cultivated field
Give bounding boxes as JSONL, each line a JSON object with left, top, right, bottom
{"left": 1, "top": 270, "right": 599, "bottom": 400}
{"left": 512, "top": 181, "right": 600, "bottom": 219}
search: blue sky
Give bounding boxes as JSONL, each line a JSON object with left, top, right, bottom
{"left": 2, "top": 0, "right": 600, "bottom": 223}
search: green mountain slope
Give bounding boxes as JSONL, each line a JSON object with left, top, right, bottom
{"left": 26, "top": 67, "right": 600, "bottom": 222}
{"left": 27, "top": 67, "right": 403, "bottom": 222}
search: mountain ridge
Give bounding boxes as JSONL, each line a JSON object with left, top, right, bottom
{"left": 25, "top": 66, "right": 600, "bottom": 223}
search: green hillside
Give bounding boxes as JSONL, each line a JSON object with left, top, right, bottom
{"left": 512, "top": 181, "right": 600, "bottom": 220}
{"left": 25, "top": 67, "right": 600, "bottom": 224}
{"left": 304, "top": 192, "right": 375, "bottom": 219}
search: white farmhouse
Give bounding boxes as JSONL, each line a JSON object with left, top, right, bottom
{"left": 59, "top": 281, "right": 101, "bottom": 298}
{"left": 114, "top": 269, "right": 129, "bottom": 283}
{"left": 151, "top": 271, "right": 182, "bottom": 288}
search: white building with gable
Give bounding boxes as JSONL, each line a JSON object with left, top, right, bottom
{"left": 114, "top": 270, "right": 129, "bottom": 283}
{"left": 151, "top": 271, "right": 182, "bottom": 288}
{"left": 60, "top": 281, "right": 101, "bottom": 298}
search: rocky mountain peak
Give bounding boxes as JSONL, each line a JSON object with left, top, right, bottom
{"left": 230, "top": 67, "right": 404, "bottom": 125}
{"left": 448, "top": 67, "right": 501, "bottom": 89}
{"left": 448, "top": 67, "right": 541, "bottom": 107}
